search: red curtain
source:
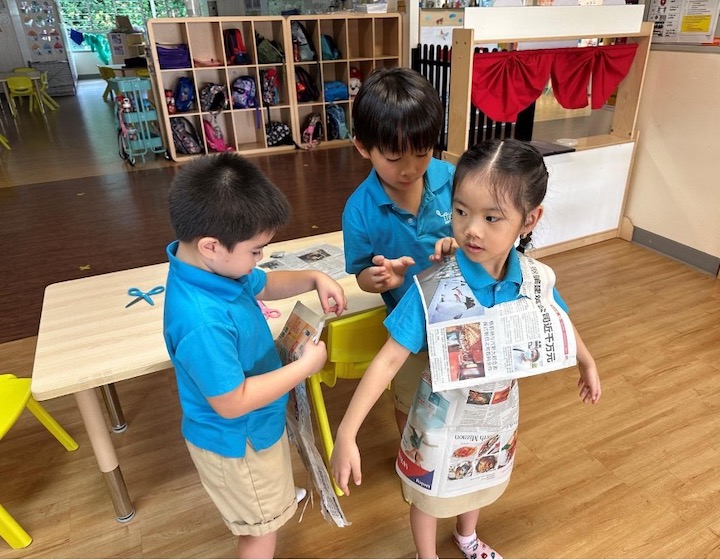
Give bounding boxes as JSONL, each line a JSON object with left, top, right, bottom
{"left": 470, "top": 43, "right": 638, "bottom": 123}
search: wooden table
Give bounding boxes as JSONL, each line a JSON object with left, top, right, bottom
{"left": 0, "top": 70, "right": 45, "bottom": 116}
{"left": 31, "top": 231, "right": 382, "bottom": 522}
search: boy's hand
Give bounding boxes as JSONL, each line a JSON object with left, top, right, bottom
{"left": 330, "top": 436, "right": 362, "bottom": 496}
{"left": 299, "top": 339, "right": 328, "bottom": 375}
{"left": 577, "top": 361, "right": 601, "bottom": 404}
{"left": 315, "top": 274, "right": 347, "bottom": 316}
{"left": 368, "top": 255, "right": 415, "bottom": 291}
{"left": 429, "top": 237, "right": 458, "bottom": 262}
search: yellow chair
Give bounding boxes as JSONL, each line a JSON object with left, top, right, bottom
{"left": 0, "top": 373, "right": 78, "bottom": 550}
{"left": 0, "top": 134, "right": 9, "bottom": 150}
{"left": 37, "top": 71, "right": 58, "bottom": 111}
{"left": 134, "top": 68, "right": 150, "bottom": 78}
{"left": 307, "top": 306, "right": 388, "bottom": 495}
{"left": 12, "top": 67, "right": 34, "bottom": 73}
{"left": 6, "top": 76, "right": 41, "bottom": 116}
{"left": 98, "top": 66, "right": 117, "bottom": 102}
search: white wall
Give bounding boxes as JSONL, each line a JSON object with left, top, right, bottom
{"left": 626, "top": 50, "right": 720, "bottom": 258}
{"left": 73, "top": 51, "right": 103, "bottom": 77}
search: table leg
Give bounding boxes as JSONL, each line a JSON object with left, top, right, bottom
{"left": 33, "top": 78, "right": 45, "bottom": 114}
{"left": 74, "top": 389, "right": 136, "bottom": 522}
{"left": 1, "top": 82, "right": 17, "bottom": 118}
{"left": 100, "top": 383, "right": 128, "bottom": 432}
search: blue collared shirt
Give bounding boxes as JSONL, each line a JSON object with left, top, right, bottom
{"left": 163, "top": 241, "right": 287, "bottom": 458}
{"left": 342, "top": 157, "right": 455, "bottom": 311}
{"left": 385, "top": 249, "right": 568, "bottom": 353}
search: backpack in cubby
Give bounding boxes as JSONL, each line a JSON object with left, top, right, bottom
{"left": 291, "top": 21, "right": 317, "bottom": 62}
{"left": 174, "top": 77, "right": 195, "bottom": 112}
{"left": 231, "top": 76, "right": 257, "bottom": 109}
{"left": 256, "top": 32, "right": 285, "bottom": 64}
{"left": 203, "top": 116, "right": 234, "bottom": 152}
{"left": 224, "top": 28, "right": 249, "bottom": 65}
{"left": 321, "top": 35, "right": 341, "bottom": 60}
{"left": 326, "top": 104, "right": 349, "bottom": 141}
{"left": 301, "top": 112, "right": 323, "bottom": 146}
{"left": 323, "top": 80, "right": 349, "bottom": 103}
{"left": 199, "top": 83, "right": 229, "bottom": 113}
{"left": 294, "top": 67, "right": 319, "bottom": 103}
{"left": 260, "top": 69, "right": 279, "bottom": 106}
{"left": 171, "top": 117, "right": 203, "bottom": 154}
{"left": 265, "top": 121, "right": 293, "bottom": 147}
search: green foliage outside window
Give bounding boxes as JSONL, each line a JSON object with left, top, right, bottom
{"left": 59, "top": 0, "right": 188, "bottom": 33}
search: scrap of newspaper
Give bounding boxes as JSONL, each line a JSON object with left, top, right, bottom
{"left": 415, "top": 256, "right": 577, "bottom": 392}
{"left": 275, "top": 301, "right": 350, "bottom": 528}
{"left": 259, "top": 243, "right": 348, "bottom": 280}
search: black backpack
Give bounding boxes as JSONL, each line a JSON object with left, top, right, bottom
{"left": 295, "top": 67, "right": 319, "bottom": 103}
{"left": 291, "top": 21, "right": 317, "bottom": 62}
{"left": 171, "top": 117, "right": 203, "bottom": 154}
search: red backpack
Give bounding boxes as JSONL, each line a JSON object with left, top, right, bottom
{"left": 224, "top": 28, "right": 249, "bottom": 65}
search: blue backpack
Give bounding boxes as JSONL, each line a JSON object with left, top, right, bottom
{"left": 174, "top": 77, "right": 195, "bottom": 112}
{"left": 326, "top": 104, "right": 349, "bottom": 140}
{"left": 231, "top": 76, "right": 257, "bottom": 109}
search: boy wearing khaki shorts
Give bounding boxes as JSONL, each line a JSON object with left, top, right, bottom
{"left": 163, "top": 153, "right": 346, "bottom": 558}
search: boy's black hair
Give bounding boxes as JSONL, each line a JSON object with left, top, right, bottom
{"left": 351, "top": 67, "right": 443, "bottom": 155}
{"left": 453, "top": 139, "right": 548, "bottom": 252}
{"left": 168, "top": 152, "right": 290, "bottom": 249}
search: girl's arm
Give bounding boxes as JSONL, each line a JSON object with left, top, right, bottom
{"left": 330, "top": 337, "right": 410, "bottom": 495}
{"left": 574, "top": 327, "right": 601, "bottom": 404}
{"left": 258, "top": 270, "right": 347, "bottom": 316}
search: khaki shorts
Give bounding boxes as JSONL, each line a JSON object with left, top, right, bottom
{"left": 402, "top": 478, "right": 510, "bottom": 518}
{"left": 186, "top": 433, "right": 297, "bottom": 537}
{"left": 392, "top": 351, "right": 429, "bottom": 415}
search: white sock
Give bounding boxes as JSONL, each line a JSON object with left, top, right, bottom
{"left": 454, "top": 529, "right": 477, "bottom": 544}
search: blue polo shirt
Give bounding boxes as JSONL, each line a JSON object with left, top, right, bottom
{"left": 342, "top": 157, "right": 454, "bottom": 311}
{"left": 386, "top": 249, "right": 568, "bottom": 353}
{"left": 163, "top": 241, "right": 287, "bottom": 458}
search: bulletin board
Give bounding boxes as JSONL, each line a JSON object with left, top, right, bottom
{"left": 647, "top": 0, "right": 720, "bottom": 43}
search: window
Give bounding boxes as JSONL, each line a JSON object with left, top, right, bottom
{"left": 58, "top": 0, "right": 188, "bottom": 34}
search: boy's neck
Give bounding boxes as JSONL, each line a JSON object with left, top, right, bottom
{"left": 175, "top": 240, "right": 212, "bottom": 273}
{"left": 380, "top": 176, "right": 425, "bottom": 216}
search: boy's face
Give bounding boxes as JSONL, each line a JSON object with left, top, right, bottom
{"left": 355, "top": 141, "right": 433, "bottom": 197}
{"left": 211, "top": 230, "right": 275, "bottom": 279}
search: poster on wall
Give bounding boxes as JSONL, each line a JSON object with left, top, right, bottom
{"left": 647, "top": 0, "right": 720, "bottom": 43}
{"left": 15, "top": 0, "right": 66, "bottom": 60}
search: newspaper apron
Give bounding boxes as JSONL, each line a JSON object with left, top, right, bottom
{"left": 396, "top": 254, "right": 577, "bottom": 498}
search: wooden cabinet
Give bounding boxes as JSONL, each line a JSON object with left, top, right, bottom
{"left": 146, "top": 14, "right": 402, "bottom": 161}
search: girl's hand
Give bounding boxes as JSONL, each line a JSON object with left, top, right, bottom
{"left": 299, "top": 339, "right": 327, "bottom": 375}
{"left": 330, "top": 436, "right": 362, "bottom": 495}
{"left": 429, "top": 237, "right": 458, "bottom": 262}
{"left": 577, "top": 361, "right": 601, "bottom": 404}
{"left": 315, "top": 274, "right": 347, "bottom": 316}
{"left": 367, "top": 254, "right": 415, "bottom": 291}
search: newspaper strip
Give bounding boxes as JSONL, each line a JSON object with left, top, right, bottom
{"left": 396, "top": 254, "right": 577, "bottom": 497}
{"left": 415, "top": 255, "right": 577, "bottom": 392}
{"left": 275, "top": 301, "right": 350, "bottom": 527}
{"left": 259, "top": 243, "right": 347, "bottom": 280}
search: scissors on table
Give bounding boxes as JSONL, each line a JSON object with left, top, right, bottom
{"left": 125, "top": 286, "right": 165, "bottom": 308}
{"left": 258, "top": 300, "right": 281, "bottom": 319}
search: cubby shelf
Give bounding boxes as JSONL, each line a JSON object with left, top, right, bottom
{"left": 147, "top": 14, "right": 402, "bottom": 160}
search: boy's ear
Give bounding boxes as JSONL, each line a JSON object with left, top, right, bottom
{"left": 196, "top": 236, "right": 222, "bottom": 260}
{"left": 353, "top": 137, "right": 371, "bottom": 160}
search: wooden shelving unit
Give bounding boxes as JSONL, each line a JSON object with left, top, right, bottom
{"left": 146, "top": 14, "right": 402, "bottom": 162}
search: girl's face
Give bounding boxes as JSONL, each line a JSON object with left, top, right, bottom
{"left": 452, "top": 178, "right": 541, "bottom": 280}
{"left": 355, "top": 141, "right": 433, "bottom": 197}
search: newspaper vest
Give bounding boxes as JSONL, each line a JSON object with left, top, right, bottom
{"left": 396, "top": 253, "right": 577, "bottom": 498}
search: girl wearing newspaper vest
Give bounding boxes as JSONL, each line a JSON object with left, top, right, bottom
{"left": 331, "top": 139, "right": 601, "bottom": 560}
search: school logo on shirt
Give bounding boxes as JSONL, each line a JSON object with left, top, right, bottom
{"left": 436, "top": 210, "right": 452, "bottom": 225}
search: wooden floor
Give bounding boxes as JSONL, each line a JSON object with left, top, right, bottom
{"left": 2, "top": 81, "right": 720, "bottom": 559}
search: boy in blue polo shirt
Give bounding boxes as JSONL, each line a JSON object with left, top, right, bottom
{"left": 163, "top": 152, "right": 346, "bottom": 559}
{"left": 343, "top": 67, "right": 455, "bottom": 432}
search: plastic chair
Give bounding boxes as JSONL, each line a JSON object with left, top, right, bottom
{"left": 37, "top": 71, "right": 58, "bottom": 111}
{"left": 134, "top": 68, "right": 150, "bottom": 78}
{"left": 307, "top": 306, "right": 388, "bottom": 495}
{"left": 6, "top": 76, "right": 41, "bottom": 116}
{"left": 0, "top": 134, "right": 9, "bottom": 151}
{"left": 0, "top": 373, "right": 78, "bottom": 549}
{"left": 98, "top": 66, "right": 117, "bottom": 102}
{"left": 12, "top": 67, "right": 34, "bottom": 73}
